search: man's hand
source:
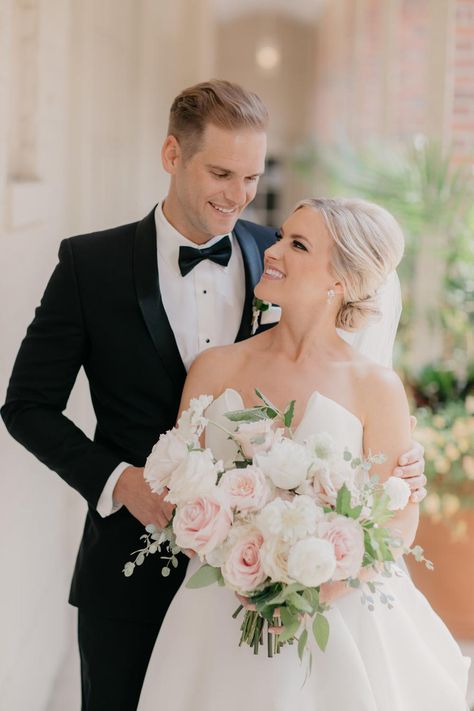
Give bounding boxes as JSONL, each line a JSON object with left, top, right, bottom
{"left": 113, "top": 466, "right": 175, "bottom": 529}
{"left": 393, "top": 415, "right": 427, "bottom": 504}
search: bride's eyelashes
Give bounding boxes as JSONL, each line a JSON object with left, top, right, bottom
{"left": 275, "top": 230, "right": 309, "bottom": 252}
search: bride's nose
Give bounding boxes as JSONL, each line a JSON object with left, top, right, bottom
{"left": 265, "top": 241, "right": 284, "bottom": 261}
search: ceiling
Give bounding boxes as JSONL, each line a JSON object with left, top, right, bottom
{"left": 212, "top": 0, "right": 327, "bottom": 24}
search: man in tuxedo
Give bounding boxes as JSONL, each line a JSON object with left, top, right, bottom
{"left": 1, "top": 80, "right": 426, "bottom": 711}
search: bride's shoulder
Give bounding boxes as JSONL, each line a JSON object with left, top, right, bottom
{"left": 186, "top": 342, "right": 251, "bottom": 392}
{"left": 351, "top": 360, "right": 408, "bottom": 420}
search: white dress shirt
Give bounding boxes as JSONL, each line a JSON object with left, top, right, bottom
{"left": 96, "top": 201, "right": 246, "bottom": 516}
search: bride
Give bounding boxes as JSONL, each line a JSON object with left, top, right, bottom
{"left": 138, "top": 197, "right": 470, "bottom": 710}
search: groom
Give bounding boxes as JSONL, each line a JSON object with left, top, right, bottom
{"left": 1, "top": 80, "right": 426, "bottom": 711}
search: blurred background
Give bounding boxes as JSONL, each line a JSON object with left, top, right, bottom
{"left": 1, "top": 0, "right": 473, "bottom": 708}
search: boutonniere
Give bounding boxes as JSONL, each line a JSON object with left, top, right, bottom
{"left": 251, "top": 298, "right": 281, "bottom": 335}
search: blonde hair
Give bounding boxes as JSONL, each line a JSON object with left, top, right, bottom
{"left": 168, "top": 79, "right": 268, "bottom": 159}
{"left": 294, "top": 197, "right": 405, "bottom": 331}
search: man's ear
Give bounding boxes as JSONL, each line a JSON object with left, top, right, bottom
{"left": 161, "top": 135, "right": 181, "bottom": 175}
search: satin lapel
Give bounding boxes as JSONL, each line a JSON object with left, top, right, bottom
{"left": 133, "top": 208, "right": 186, "bottom": 390}
{"left": 233, "top": 220, "right": 265, "bottom": 342}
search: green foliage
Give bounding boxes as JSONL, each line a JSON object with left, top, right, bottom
{"left": 185, "top": 564, "right": 222, "bottom": 589}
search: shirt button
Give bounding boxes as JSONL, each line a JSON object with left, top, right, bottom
{"left": 203, "top": 290, "right": 207, "bottom": 294}
{"left": 205, "top": 338, "right": 210, "bottom": 344}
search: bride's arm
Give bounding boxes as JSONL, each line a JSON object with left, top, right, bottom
{"left": 362, "top": 367, "right": 419, "bottom": 552}
{"left": 320, "top": 368, "right": 419, "bottom": 604}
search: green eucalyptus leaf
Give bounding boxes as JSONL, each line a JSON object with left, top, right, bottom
{"left": 313, "top": 613, "right": 330, "bottom": 652}
{"left": 145, "top": 523, "right": 157, "bottom": 533}
{"left": 298, "top": 629, "right": 308, "bottom": 662}
{"left": 287, "top": 592, "right": 313, "bottom": 614}
{"left": 161, "top": 567, "right": 170, "bottom": 577}
{"left": 336, "top": 483, "right": 352, "bottom": 515}
{"left": 123, "top": 562, "right": 135, "bottom": 577}
{"left": 283, "top": 400, "right": 296, "bottom": 428}
{"left": 255, "top": 389, "right": 280, "bottom": 415}
{"left": 225, "top": 407, "right": 268, "bottom": 422}
{"left": 185, "top": 564, "right": 221, "bottom": 589}
{"left": 135, "top": 553, "right": 145, "bottom": 566}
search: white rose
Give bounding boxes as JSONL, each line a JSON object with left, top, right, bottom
{"left": 287, "top": 537, "right": 337, "bottom": 587}
{"left": 254, "top": 438, "right": 312, "bottom": 489}
{"left": 144, "top": 429, "right": 190, "bottom": 494}
{"left": 384, "top": 476, "right": 411, "bottom": 511}
{"left": 259, "top": 538, "right": 293, "bottom": 584}
{"left": 256, "top": 494, "right": 323, "bottom": 545}
{"left": 165, "top": 449, "right": 220, "bottom": 505}
{"left": 234, "top": 420, "right": 283, "bottom": 460}
{"left": 309, "top": 460, "right": 353, "bottom": 508}
{"left": 177, "top": 394, "right": 214, "bottom": 439}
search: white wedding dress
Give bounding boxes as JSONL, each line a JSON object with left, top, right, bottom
{"left": 138, "top": 389, "right": 470, "bottom": 711}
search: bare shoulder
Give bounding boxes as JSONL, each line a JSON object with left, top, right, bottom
{"left": 185, "top": 341, "right": 251, "bottom": 397}
{"left": 352, "top": 359, "right": 409, "bottom": 422}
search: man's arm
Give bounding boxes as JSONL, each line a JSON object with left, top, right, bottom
{"left": 1, "top": 239, "right": 122, "bottom": 508}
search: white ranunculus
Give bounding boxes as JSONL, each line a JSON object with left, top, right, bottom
{"left": 254, "top": 438, "right": 312, "bottom": 489}
{"left": 384, "top": 476, "right": 411, "bottom": 511}
{"left": 259, "top": 538, "right": 293, "bottom": 584}
{"left": 256, "top": 494, "right": 323, "bottom": 545}
{"left": 177, "top": 394, "right": 214, "bottom": 439}
{"left": 144, "top": 429, "right": 190, "bottom": 494}
{"left": 165, "top": 449, "right": 219, "bottom": 505}
{"left": 287, "top": 537, "right": 337, "bottom": 587}
{"left": 304, "top": 432, "right": 338, "bottom": 461}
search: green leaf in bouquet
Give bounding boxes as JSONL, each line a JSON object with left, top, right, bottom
{"left": 255, "top": 389, "right": 280, "bottom": 419}
{"left": 185, "top": 564, "right": 222, "bottom": 589}
{"left": 266, "top": 582, "right": 306, "bottom": 605}
{"left": 298, "top": 628, "right": 308, "bottom": 662}
{"left": 123, "top": 562, "right": 135, "bottom": 577}
{"left": 351, "top": 457, "right": 362, "bottom": 469}
{"left": 343, "top": 448, "right": 353, "bottom": 461}
{"left": 224, "top": 407, "right": 269, "bottom": 422}
{"left": 278, "top": 606, "right": 301, "bottom": 643}
{"left": 161, "top": 567, "right": 170, "bottom": 577}
{"left": 303, "top": 587, "right": 320, "bottom": 613}
{"left": 135, "top": 553, "right": 145, "bottom": 566}
{"left": 145, "top": 523, "right": 157, "bottom": 534}
{"left": 313, "top": 612, "right": 330, "bottom": 652}
{"left": 287, "top": 592, "right": 313, "bottom": 615}
{"left": 283, "top": 400, "right": 296, "bottom": 428}
{"left": 335, "top": 483, "right": 352, "bottom": 515}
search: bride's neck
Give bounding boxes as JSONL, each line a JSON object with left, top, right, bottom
{"left": 266, "top": 310, "right": 345, "bottom": 363}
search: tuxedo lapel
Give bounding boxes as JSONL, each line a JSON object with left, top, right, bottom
{"left": 133, "top": 208, "right": 186, "bottom": 390}
{"left": 233, "top": 220, "right": 265, "bottom": 342}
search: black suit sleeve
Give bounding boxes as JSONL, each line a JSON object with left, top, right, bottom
{"left": 1, "top": 239, "right": 122, "bottom": 507}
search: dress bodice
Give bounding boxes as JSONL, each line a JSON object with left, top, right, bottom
{"left": 205, "top": 388, "right": 364, "bottom": 466}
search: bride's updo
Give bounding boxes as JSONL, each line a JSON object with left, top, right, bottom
{"left": 294, "top": 197, "right": 405, "bottom": 332}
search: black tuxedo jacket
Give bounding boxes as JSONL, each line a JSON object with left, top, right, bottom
{"left": 1, "top": 207, "right": 276, "bottom": 622}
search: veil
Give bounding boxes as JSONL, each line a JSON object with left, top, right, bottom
{"left": 337, "top": 271, "right": 402, "bottom": 369}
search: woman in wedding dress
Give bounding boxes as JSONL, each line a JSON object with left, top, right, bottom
{"left": 138, "top": 197, "right": 470, "bottom": 711}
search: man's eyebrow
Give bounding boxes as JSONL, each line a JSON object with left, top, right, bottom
{"left": 206, "top": 164, "right": 263, "bottom": 177}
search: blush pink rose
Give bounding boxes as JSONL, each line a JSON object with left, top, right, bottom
{"left": 219, "top": 466, "right": 272, "bottom": 512}
{"left": 318, "top": 514, "right": 365, "bottom": 581}
{"left": 234, "top": 420, "right": 282, "bottom": 460}
{"left": 173, "top": 494, "right": 232, "bottom": 557}
{"left": 221, "top": 528, "right": 267, "bottom": 593}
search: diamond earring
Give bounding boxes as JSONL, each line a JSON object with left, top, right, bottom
{"left": 327, "top": 289, "right": 336, "bottom": 304}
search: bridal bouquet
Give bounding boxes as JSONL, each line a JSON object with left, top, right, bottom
{"left": 123, "top": 391, "right": 430, "bottom": 663}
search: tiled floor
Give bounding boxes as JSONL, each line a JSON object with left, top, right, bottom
{"left": 48, "top": 637, "right": 474, "bottom": 711}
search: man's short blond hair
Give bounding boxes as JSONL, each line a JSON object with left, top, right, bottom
{"left": 168, "top": 79, "right": 268, "bottom": 159}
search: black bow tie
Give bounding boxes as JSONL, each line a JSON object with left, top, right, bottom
{"left": 178, "top": 236, "right": 232, "bottom": 277}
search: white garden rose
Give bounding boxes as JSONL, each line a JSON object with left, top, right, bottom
{"left": 233, "top": 420, "right": 283, "bottom": 460}
{"left": 254, "top": 438, "right": 312, "bottom": 489}
{"left": 165, "top": 449, "right": 220, "bottom": 505}
{"left": 259, "top": 538, "right": 293, "bottom": 584}
{"left": 384, "top": 476, "right": 411, "bottom": 511}
{"left": 177, "top": 394, "right": 213, "bottom": 439}
{"left": 287, "top": 537, "right": 337, "bottom": 587}
{"left": 144, "top": 429, "right": 190, "bottom": 494}
{"left": 256, "top": 495, "right": 323, "bottom": 545}
{"left": 308, "top": 460, "right": 353, "bottom": 508}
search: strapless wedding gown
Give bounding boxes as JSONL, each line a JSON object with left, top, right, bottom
{"left": 138, "top": 389, "right": 470, "bottom": 711}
